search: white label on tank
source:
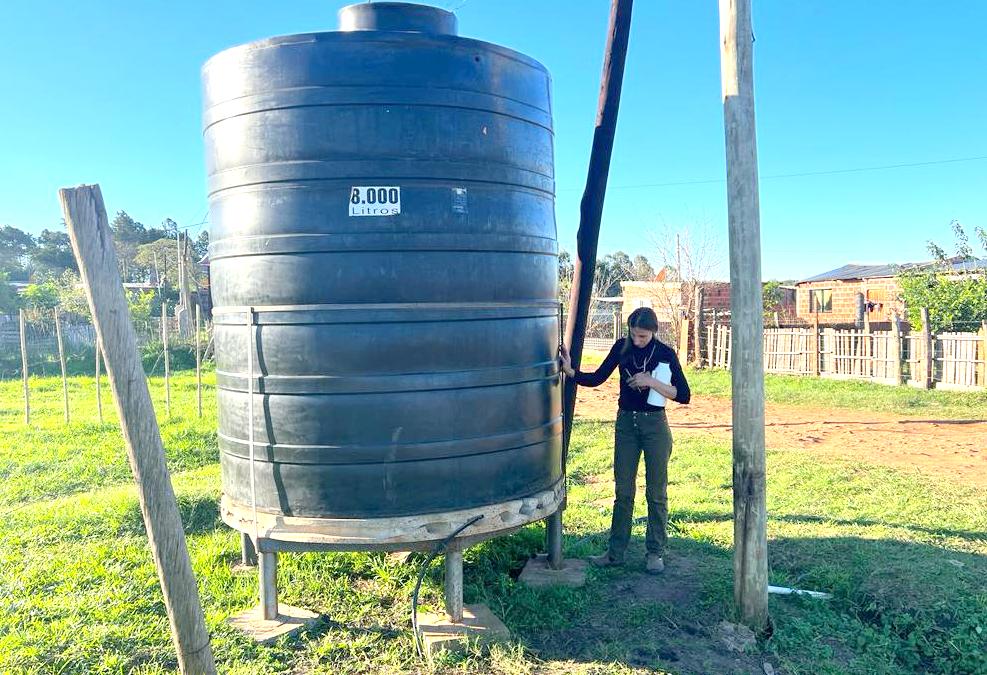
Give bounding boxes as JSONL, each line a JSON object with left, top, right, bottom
{"left": 451, "top": 187, "right": 468, "bottom": 214}
{"left": 349, "top": 186, "right": 401, "bottom": 216}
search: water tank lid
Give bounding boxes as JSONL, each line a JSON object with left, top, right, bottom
{"left": 338, "top": 2, "right": 458, "bottom": 36}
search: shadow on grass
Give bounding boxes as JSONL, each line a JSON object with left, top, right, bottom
{"left": 118, "top": 492, "right": 222, "bottom": 537}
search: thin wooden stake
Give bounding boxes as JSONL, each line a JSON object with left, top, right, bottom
{"left": 55, "top": 309, "right": 70, "bottom": 424}
{"left": 19, "top": 309, "right": 30, "bottom": 425}
{"left": 96, "top": 338, "right": 103, "bottom": 423}
{"left": 58, "top": 184, "right": 216, "bottom": 674}
{"left": 162, "top": 302, "right": 171, "bottom": 418}
{"left": 195, "top": 304, "right": 202, "bottom": 418}
{"left": 719, "top": 0, "right": 769, "bottom": 631}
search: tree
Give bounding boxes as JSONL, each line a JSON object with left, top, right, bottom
{"left": 762, "top": 280, "right": 783, "bottom": 314}
{"left": 595, "top": 251, "right": 633, "bottom": 297}
{"left": 21, "top": 280, "right": 60, "bottom": 311}
{"left": 0, "top": 225, "right": 37, "bottom": 281}
{"left": 648, "top": 223, "right": 726, "bottom": 347}
{"left": 110, "top": 211, "right": 170, "bottom": 282}
{"left": 135, "top": 237, "right": 180, "bottom": 287}
{"left": 0, "top": 271, "right": 20, "bottom": 313}
{"left": 897, "top": 221, "right": 987, "bottom": 332}
{"left": 192, "top": 230, "right": 210, "bottom": 261}
{"left": 558, "top": 248, "right": 574, "bottom": 309}
{"left": 30, "top": 228, "right": 77, "bottom": 277}
{"left": 630, "top": 254, "right": 655, "bottom": 282}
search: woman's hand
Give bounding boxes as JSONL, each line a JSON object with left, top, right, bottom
{"left": 558, "top": 345, "right": 576, "bottom": 377}
{"left": 627, "top": 372, "right": 653, "bottom": 391}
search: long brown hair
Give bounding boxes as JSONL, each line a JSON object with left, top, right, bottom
{"left": 620, "top": 307, "right": 660, "bottom": 358}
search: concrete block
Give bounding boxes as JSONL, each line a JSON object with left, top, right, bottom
{"left": 517, "top": 553, "right": 588, "bottom": 588}
{"left": 417, "top": 604, "right": 509, "bottom": 657}
{"left": 228, "top": 604, "right": 321, "bottom": 645}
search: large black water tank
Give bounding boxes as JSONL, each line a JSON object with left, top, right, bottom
{"left": 203, "top": 3, "right": 561, "bottom": 520}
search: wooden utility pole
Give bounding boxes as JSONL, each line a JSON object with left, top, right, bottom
{"left": 19, "top": 309, "right": 30, "bottom": 424}
{"left": 554, "top": 0, "right": 634, "bottom": 568}
{"left": 55, "top": 309, "right": 70, "bottom": 424}
{"left": 718, "top": 0, "right": 769, "bottom": 631}
{"left": 59, "top": 184, "right": 216, "bottom": 674}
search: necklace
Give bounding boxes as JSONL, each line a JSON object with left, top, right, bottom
{"left": 632, "top": 341, "right": 657, "bottom": 372}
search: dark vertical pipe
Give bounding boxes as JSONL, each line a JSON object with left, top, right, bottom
{"left": 562, "top": 0, "right": 634, "bottom": 457}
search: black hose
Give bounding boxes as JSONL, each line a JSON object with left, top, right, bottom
{"left": 410, "top": 514, "right": 484, "bottom": 659}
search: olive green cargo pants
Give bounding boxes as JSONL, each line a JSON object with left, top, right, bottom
{"left": 607, "top": 408, "right": 673, "bottom": 562}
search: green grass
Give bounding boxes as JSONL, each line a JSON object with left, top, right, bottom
{"left": 0, "top": 372, "right": 984, "bottom": 673}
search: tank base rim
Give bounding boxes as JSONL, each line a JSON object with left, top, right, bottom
{"left": 220, "top": 479, "right": 564, "bottom": 552}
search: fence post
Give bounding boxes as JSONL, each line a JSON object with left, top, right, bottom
{"left": 707, "top": 321, "right": 715, "bottom": 369}
{"left": 678, "top": 317, "right": 690, "bottom": 364}
{"left": 55, "top": 309, "right": 70, "bottom": 424}
{"left": 978, "top": 321, "right": 986, "bottom": 389}
{"left": 811, "top": 313, "right": 820, "bottom": 376}
{"left": 613, "top": 308, "right": 621, "bottom": 343}
{"left": 919, "top": 308, "right": 933, "bottom": 389}
{"left": 162, "top": 302, "right": 171, "bottom": 417}
{"left": 19, "top": 309, "right": 30, "bottom": 425}
{"left": 96, "top": 338, "right": 103, "bottom": 422}
{"left": 890, "top": 316, "right": 903, "bottom": 385}
{"left": 195, "top": 304, "right": 203, "bottom": 418}
{"left": 693, "top": 287, "right": 705, "bottom": 367}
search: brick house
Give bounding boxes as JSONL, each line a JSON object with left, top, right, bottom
{"left": 796, "top": 264, "right": 906, "bottom": 327}
{"left": 619, "top": 280, "right": 731, "bottom": 324}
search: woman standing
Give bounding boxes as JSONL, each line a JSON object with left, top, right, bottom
{"left": 559, "top": 307, "right": 690, "bottom": 573}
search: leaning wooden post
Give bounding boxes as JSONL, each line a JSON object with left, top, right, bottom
{"left": 55, "top": 308, "right": 70, "bottom": 424}
{"left": 95, "top": 338, "right": 104, "bottom": 423}
{"left": 195, "top": 303, "right": 203, "bottom": 418}
{"left": 919, "top": 307, "right": 933, "bottom": 389}
{"left": 19, "top": 309, "right": 30, "bottom": 425}
{"left": 59, "top": 184, "right": 216, "bottom": 674}
{"left": 556, "top": 0, "right": 634, "bottom": 570}
{"left": 718, "top": 0, "right": 769, "bottom": 631}
{"left": 162, "top": 302, "right": 171, "bottom": 418}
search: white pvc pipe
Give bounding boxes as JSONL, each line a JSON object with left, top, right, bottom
{"left": 768, "top": 585, "right": 832, "bottom": 600}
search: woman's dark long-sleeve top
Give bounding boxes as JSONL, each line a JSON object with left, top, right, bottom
{"left": 572, "top": 338, "right": 691, "bottom": 411}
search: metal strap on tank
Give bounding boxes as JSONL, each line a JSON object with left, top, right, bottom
{"left": 247, "top": 307, "right": 259, "bottom": 548}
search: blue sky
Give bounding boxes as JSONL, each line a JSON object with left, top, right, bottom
{"left": 1, "top": 1, "right": 984, "bottom": 281}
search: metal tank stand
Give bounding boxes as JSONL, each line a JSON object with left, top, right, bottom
{"left": 227, "top": 540, "right": 320, "bottom": 644}
{"left": 517, "top": 509, "right": 588, "bottom": 588}
{"left": 416, "top": 543, "right": 510, "bottom": 658}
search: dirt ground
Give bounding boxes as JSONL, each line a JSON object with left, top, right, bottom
{"left": 576, "top": 379, "right": 987, "bottom": 488}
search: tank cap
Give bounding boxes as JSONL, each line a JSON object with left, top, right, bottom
{"left": 338, "top": 2, "right": 458, "bottom": 36}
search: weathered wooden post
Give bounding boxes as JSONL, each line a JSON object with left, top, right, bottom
{"left": 919, "top": 307, "right": 933, "bottom": 389}
{"left": 55, "top": 308, "right": 70, "bottom": 424}
{"left": 979, "top": 321, "right": 987, "bottom": 389}
{"left": 811, "top": 313, "right": 820, "bottom": 376}
{"left": 195, "top": 303, "right": 203, "bottom": 418}
{"left": 693, "top": 287, "right": 705, "bottom": 367}
{"left": 718, "top": 0, "right": 769, "bottom": 631}
{"left": 678, "top": 316, "right": 691, "bottom": 364}
{"left": 612, "top": 308, "right": 621, "bottom": 343}
{"left": 890, "top": 315, "right": 904, "bottom": 385}
{"left": 59, "top": 184, "right": 216, "bottom": 674}
{"left": 707, "top": 311, "right": 717, "bottom": 368}
{"left": 19, "top": 309, "right": 30, "bottom": 425}
{"left": 554, "top": 0, "right": 634, "bottom": 571}
{"left": 162, "top": 302, "right": 171, "bottom": 417}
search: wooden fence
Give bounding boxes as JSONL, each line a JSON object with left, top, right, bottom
{"left": 704, "top": 321, "right": 987, "bottom": 391}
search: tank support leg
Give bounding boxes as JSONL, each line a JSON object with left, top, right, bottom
{"left": 444, "top": 547, "right": 464, "bottom": 623}
{"left": 259, "top": 549, "right": 279, "bottom": 620}
{"left": 241, "top": 532, "right": 258, "bottom": 567}
{"left": 546, "top": 510, "right": 563, "bottom": 570}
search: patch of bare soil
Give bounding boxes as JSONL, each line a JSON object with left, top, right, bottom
{"left": 576, "top": 380, "right": 987, "bottom": 487}
{"left": 525, "top": 552, "right": 773, "bottom": 674}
